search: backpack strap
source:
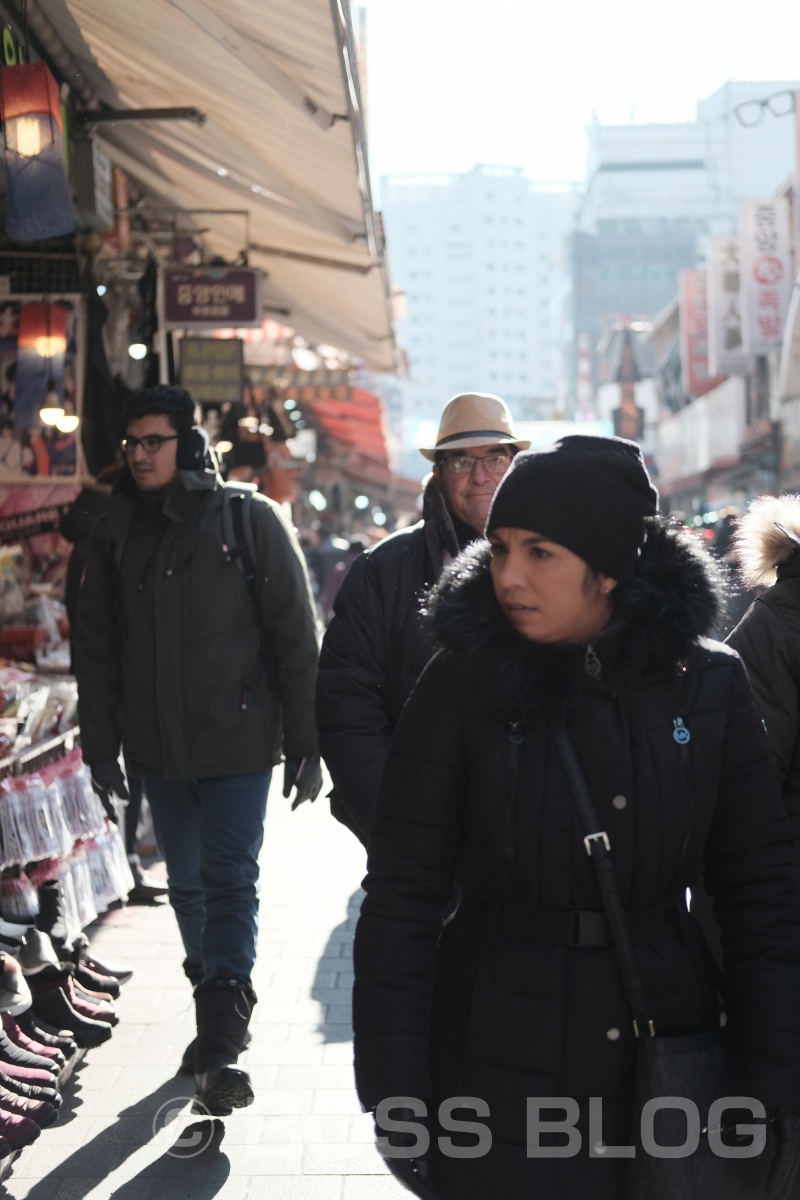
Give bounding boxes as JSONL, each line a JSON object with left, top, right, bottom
{"left": 222, "top": 484, "right": 279, "bottom": 690}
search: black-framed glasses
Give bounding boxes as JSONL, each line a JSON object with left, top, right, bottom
{"left": 121, "top": 434, "right": 179, "bottom": 456}
{"left": 440, "top": 451, "right": 512, "bottom": 476}
{"left": 734, "top": 90, "right": 795, "bottom": 127}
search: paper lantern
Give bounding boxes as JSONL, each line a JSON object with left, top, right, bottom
{"left": 18, "top": 302, "right": 68, "bottom": 358}
{"left": 17, "top": 302, "right": 68, "bottom": 424}
{"left": 0, "top": 63, "right": 75, "bottom": 241}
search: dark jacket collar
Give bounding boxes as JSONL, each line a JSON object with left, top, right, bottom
{"left": 425, "top": 517, "right": 725, "bottom": 716}
{"left": 101, "top": 464, "right": 219, "bottom": 541}
{"left": 422, "top": 476, "right": 481, "bottom": 572}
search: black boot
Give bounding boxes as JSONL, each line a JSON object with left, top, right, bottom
{"left": 192, "top": 979, "right": 256, "bottom": 1116}
{"left": 35, "top": 882, "right": 69, "bottom": 956}
{"left": 178, "top": 959, "right": 204, "bottom": 1073}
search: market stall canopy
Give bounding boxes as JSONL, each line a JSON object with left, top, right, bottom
{"left": 305, "top": 387, "right": 389, "bottom": 469}
{"left": 35, "top": 0, "right": 397, "bottom": 370}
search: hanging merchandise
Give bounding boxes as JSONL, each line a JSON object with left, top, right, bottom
{"left": 0, "top": 62, "right": 76, "bottom": 243}
{"left": 0, "top": 295, "right": 84, "bottom": 484}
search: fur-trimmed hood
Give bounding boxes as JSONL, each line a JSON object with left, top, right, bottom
{"left": 734, "top": 495, "right": 800, "bottom": 589}
{"left": 425, "top": 517, "right": 726, "bottom": 716}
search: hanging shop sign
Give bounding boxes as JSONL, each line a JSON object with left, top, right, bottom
{"left": 739, "top": 198, "right": 793, "bottom": 356}
{"left": 0, "top": 295, "right": 84, "bottom": 483}
{"left": 706, "top": 235, "right": 751, "bottom": 378}
{"left": 0, "top": 501, "right": 73, "bottom": 543}
{"left": 778, "top": 274, "right": 800, "bottom": 400}
{"left": 0, "top": 62, "right": 75, "bottom": 242}
{"left": 162, "top": 268, "right": 262, "bottom": 329}
{"left": 72, "top": 138, "right": 114, "bottom": 231}
{"left": 678, "top": 269, "right": 725, "bottom": 399}
{"left": 179, "top": 338, "right": 244, "bottom": 404}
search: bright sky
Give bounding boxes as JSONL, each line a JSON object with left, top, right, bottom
{"left": 359, "top": 0, "right": 800, "bottom": 196}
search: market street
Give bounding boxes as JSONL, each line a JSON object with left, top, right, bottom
{"left": 1, "top": 772, "right": 400, "bottom": 1200}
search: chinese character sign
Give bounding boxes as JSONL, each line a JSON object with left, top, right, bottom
{"left": 179, "top": 338, "right": 244, "bottom": 404}
{"left": 707, "top": 236, "right": 751, "bottom": 377}
{"left": 679, "top": 269, "right": 725, "bottom": 399}
{"left": 739, "top": 198, "right": 793, "bottom": 355}
{"left": 162, "top": 268, "right": 262, "bottom": 329}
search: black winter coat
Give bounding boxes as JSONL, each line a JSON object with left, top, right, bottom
{"left": 353, "top": 521, "right": 800, "bottom": 1200}
{"left": 316, "top": 479, "right": 466, "bottom": 843}
{"left": 727, "top": 553, "right": 800, "bottom": 869}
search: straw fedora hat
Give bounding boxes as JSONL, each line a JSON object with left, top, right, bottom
{"left": 419, "top": 393, "right": 530, "bottom": 462}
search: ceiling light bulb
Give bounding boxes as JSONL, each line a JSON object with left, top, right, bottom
{"left": 55, "top": 413, "right": 80, "bottom": 433}
{"left": 128, "top": 342, "right": 148, "bottom": 360}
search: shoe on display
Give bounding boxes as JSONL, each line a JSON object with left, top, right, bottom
{"left": 29, "top": 982, "right": 112, "bottom": 1049}
{"left": 81, "top": 954, "right": 133, "bottom": 987}
{"left": 0, "top": 1107, "right": 41, "bottom": 1151}
{"left": 73, "top": 963, "right": 120, "bottom": 1001}
{"left": 0, "top": 1083, "right": 58, "bottom": 1128}
{"left": 18, "top": 929, "right": 61, "bottom": 977}
{"left": 127, "top": 857, "right": 168, "bottom": 904}
{"left": 0, "top": 1028, "right": 59, "bottom": 1074}
{"left": 0, "top": 1060, "right": 60, "bottom": 1089}
{"left": 0, "top": 955, "right": 32, "bottom": 1016}
{"left": 0, "top": 1014, "right": 65, "bottom": 1069}
{"left": 0, "top": 1070, "right": 61, "bottom": 1106}
{"left": 0, "top": 918, "right": 32, "bottom": 940}
{"left": 15, "top": 1010, "right": 77, "bottom": 1057}
{"left": 71, "top": 979, "right": 115, "bottom": 1006}
{"left": 34, "top": 881, "right": 70, "bottom": 955}
{"left": 62, "top": 977, "right": 118, "bottom": 1026}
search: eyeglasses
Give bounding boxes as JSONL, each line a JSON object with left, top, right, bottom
{"left": 440, "top": 451, "right": 512, "bottom": 476}
{"left": 121, "top": 434, "right": 179, "bottom": 456}
{"left": 733, "top": 90, "right": 795, "bottom": 127}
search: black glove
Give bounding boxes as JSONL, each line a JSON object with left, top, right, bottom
{"left": 89, "top": 757, "right": 129, "bottom": 824}
{"left": 282, "top": 757, "right": 323, "bottom": 811}
{"left": 374, "top": 1106, "right": 441, "bottom": 1200}
{"left": 768, "top": 1106, "right": 800, "bottom": 1200}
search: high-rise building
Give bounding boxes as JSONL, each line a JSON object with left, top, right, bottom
{"left": 381, "top": 166, "right": 578, "bottom": 477}
{"left": 563, "top": 80, "right": 800, "bottom": 405}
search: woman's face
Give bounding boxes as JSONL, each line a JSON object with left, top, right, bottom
{"left": 489, "top": 527, "right": 617, "bottom": 644}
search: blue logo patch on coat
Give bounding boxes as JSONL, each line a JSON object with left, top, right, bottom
{"left": 673, "top": 717, "right": 691, "bottom": 745}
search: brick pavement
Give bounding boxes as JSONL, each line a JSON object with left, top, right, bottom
{"left": 2, "top": 774, "right": 404, "bottom": 1200}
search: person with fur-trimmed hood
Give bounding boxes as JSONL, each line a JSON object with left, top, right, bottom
{"left": 353, "top": 437, "right": 800, "bottom": 1200}
{"left": 726, "top": 495, "right": 800, "bottom": 872}
{"left": 316, "top": 393, "right": 529, "bottom": 845}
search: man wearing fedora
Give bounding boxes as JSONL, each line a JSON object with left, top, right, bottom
{"left": 316, "top": 393, "right": 529, "bottom": 844}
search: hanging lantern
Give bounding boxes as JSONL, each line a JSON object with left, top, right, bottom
{"left": 0, "top": 63, "right": 75, "bottom": 242}
{"left": 18, "top": 302, "right": 68, "bottom": 359}
{"left": 17, "top": 302, "right": 68, "bottom": 425}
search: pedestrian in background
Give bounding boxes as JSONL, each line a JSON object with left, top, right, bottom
{"left": 354, "top": 437, "right": 800, "bottom": 1199}
{"left": 726, "top": 493, "right": 800, "bottom": 874}
{"left": 72, "top": 385, "right": 321, "bottom": 1116}
{"left": 316, "top": 393, "right": 528, "bottom": 845}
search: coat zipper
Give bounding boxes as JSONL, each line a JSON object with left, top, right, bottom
{"left": 502, "top": 720, "right": 524, "bottom": 886}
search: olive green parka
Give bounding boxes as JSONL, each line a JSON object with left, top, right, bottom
{"left": 73, "top": 467, "right": 319, "bottom": 780}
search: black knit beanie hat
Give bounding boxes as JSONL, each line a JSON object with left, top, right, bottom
{"left": 486, "top": 435, "right": 659, "bottom": 583}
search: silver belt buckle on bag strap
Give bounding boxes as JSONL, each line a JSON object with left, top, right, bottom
{"left": 583, "top": 831, "right": 611, "bottom": 856}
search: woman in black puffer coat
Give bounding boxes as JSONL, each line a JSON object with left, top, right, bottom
{"left": 352, "top": 436, "right": 800, "bottom": 1200}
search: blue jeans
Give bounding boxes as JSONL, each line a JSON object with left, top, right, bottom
{"left": 143, "top": 772, "right": 270, "bottom": 983}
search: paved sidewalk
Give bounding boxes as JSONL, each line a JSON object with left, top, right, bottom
{"left": 2, "top": 774, "right": 402, "bottom": 1200}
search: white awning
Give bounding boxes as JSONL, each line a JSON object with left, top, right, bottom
{"left": 41, "top": 0, "right": 397, "bottom": 370}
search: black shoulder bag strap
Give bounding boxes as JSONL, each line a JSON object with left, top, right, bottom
{"left": 551, "top": 718, "right": 656, "bottom": 1049}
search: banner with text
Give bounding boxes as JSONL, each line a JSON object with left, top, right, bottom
{"left": 707, "top": 235, "right": 751, "bottom": 377}
{"left": 739, "top": 198, "right": 793, "bottom": 356}
{"left": 679, "top": 269, "right": 724, "bottom": 399}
